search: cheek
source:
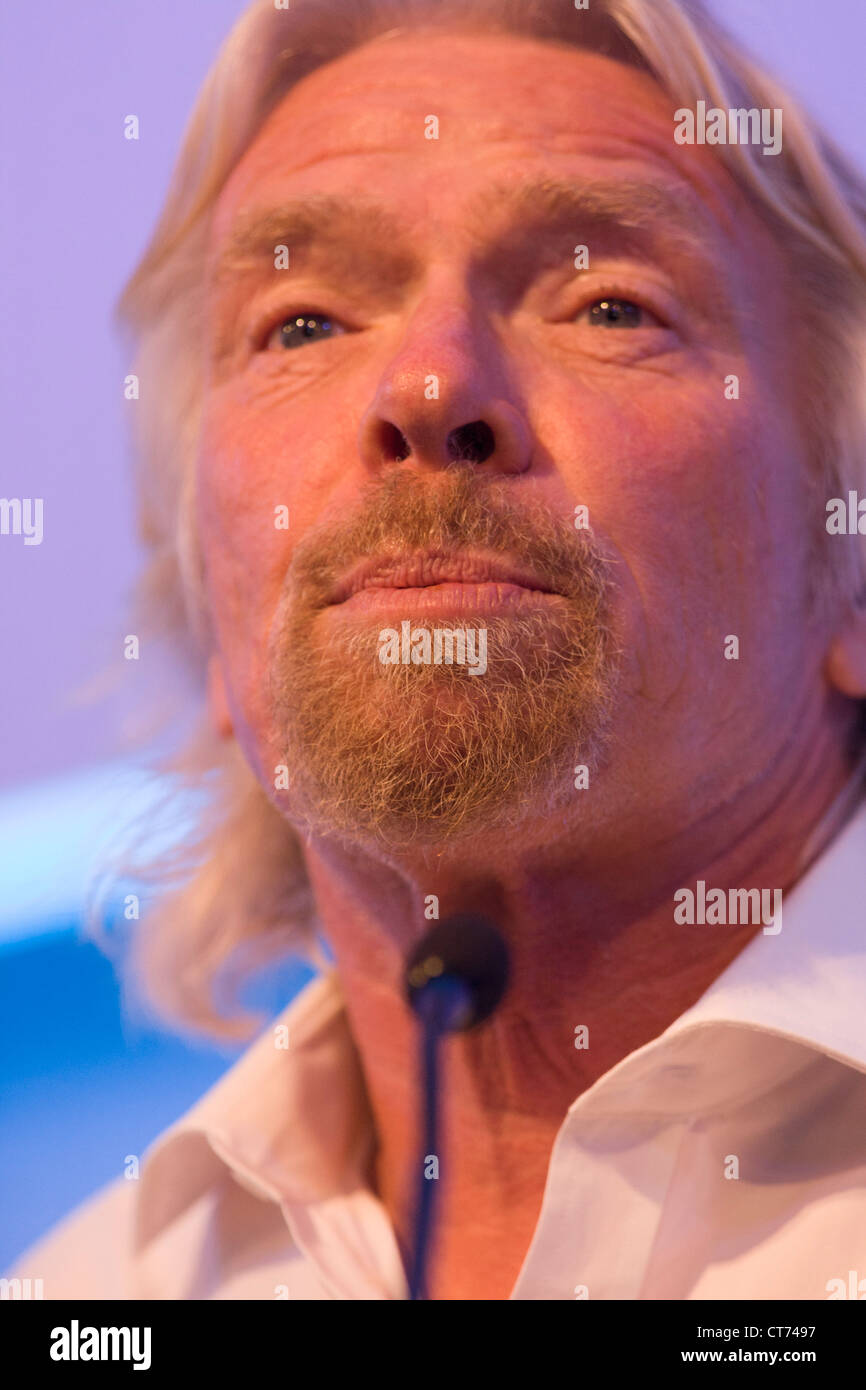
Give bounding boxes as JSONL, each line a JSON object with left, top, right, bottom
{"left": 194, "top": 378, "right": 368, "bottom": 764}
{"left": 195, "top": 399, "right": 299, "bottom": 726}
{"left": 197, "top": 368, "right": 367, "bottom": 559}
{"left": 546, "top": 374, "right": 812, "bottom": 696}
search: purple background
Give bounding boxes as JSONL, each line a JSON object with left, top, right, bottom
{"left": 1, "top": 0, "right": 865, "bottom": 791}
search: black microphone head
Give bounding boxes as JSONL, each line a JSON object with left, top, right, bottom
{"left": 405, "top": 913, "right": 511, "bottom": 1032}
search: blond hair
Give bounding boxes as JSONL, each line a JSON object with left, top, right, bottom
{"left": 104, "top": 0, "right": 866, "bottom": 1039}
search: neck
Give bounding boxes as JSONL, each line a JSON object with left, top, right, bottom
{"left": 300, "top": 723, "right": 859, "bottom": 1298}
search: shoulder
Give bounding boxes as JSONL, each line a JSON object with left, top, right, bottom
{"left": 4, "top": 1176, "right": 138, "bottom": 1300}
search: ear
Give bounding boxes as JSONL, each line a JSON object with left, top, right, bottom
{"left": 206, "top": 653, "right": 234, "bottom": 738}
{"left": 826, "top": 608, "right": 866, "bottom": 698}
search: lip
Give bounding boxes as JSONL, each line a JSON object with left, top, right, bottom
{"left": 328, "top": 549, "right": 559, "bottom": 606}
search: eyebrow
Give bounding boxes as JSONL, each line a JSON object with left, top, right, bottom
{"left": 490, "top": 175, "right": 720, "bottom": 245}
{"left": 209, "top": 196, "right": 408, "bottom": 286}
{"left": 209, "top": 175, "right": 723, "bottom": 288}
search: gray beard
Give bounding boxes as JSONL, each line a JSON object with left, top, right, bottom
{"left": 266, "top": 467, "right": 621, "bottom": 846}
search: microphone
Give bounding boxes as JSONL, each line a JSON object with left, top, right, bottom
{"left": 403, "top": 914, "right": 511, "bottom": 1299}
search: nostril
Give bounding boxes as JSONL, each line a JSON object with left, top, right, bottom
{"left": 447, "top": 420, "right": 495, "bottom": 464}
{"left": 378, "top": 421, "right": 411, "bottom": 463}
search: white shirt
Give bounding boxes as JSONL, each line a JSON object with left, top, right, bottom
{"left": 8, "top": 786, "right": 866, "bottom": 1300}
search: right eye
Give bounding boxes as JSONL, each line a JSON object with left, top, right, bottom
{"left": 264, "top": 313, "right": 347, "bottom": 351}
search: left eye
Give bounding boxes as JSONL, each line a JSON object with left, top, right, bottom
{"left": 266, "top": 314, "right": 346, "bottom": 350}
{"left": 583, "top": 297, "right": 649, "bottom": 328}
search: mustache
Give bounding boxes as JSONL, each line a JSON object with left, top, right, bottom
{"left": 284, "top": 466, "right": 613, "bottom": 607}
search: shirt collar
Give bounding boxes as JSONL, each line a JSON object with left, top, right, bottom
{"left": 134, "top": 965, "right": 370, "bottom": 1255}
{"left": 664, "top": 765, "right": 866, "bottom": 1066}
{"left": 135, "top": 769, "right": 866, "bottom": 1252}
{"left": 567, "top": 767, "right": 866, "bottom": 1122}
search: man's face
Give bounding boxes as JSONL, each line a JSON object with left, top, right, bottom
{"left": 196, "top": 32, "right": 823, "bottom": 854}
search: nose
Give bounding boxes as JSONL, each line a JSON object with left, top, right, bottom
{"left": 357, "top": 306, "right": 533, "bottom": 478}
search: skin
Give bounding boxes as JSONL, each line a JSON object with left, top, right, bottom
{"left": 194, "top": 32, "right": 866, "bottom": 1299}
